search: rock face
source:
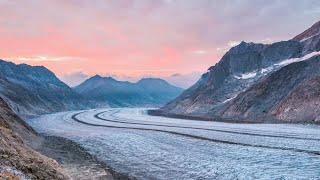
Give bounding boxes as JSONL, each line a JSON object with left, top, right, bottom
{"left": 293, "top": 20, "right": 320, "bottom": 54}
{"left": 293, "top": 21, "right": 320, "bottom": 42}
{"left": 0, "top": 60, "right": 89, "bottom": 117}
{"left": 273, "top": 75, "right": 320, "bottom": 123}
{"left": 75, "top": 75, "right": 183, "bottom": 107}
{"left": 0, "top": 97, "right": 70, "bottom": 179}
{"left": 160, "top": 20, "right": 320, "bottom": 123}
{"left": 220, "top": 56, "right": 320, "bottom": 123}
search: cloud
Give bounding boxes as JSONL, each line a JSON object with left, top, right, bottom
{"left": 227, "top": 41, "right": 241, "bottom": 47}
{"left": 192, "top": 50, "right": 207, "bottom": 55}
{"left": 59, "top": 71, "right": 89, "bottom": 87}
{"left": 0, "top": 0, "right": 319, "bottom": 81}
{"left": 163, "top": 72, "right": 202, "bottom": 88}
{"left": 216, "top": 40, "right": 241, "bottom": 54}
{"left": 6, "top": 56, "right": 82, "bottom": 62}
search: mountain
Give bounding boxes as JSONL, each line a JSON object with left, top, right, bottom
{"left": 293, "top": 20, "right": 320, "bottom": 54}
{"left": 220, "top": 55, "right": 320, "bottom": 123}
{"left": 0, "top": 97, "right": 69, "bottom": 179}
{"left": 158, "top": 20, "right": 320, "bottom": 123}
{"left": 0, "top": 59, "right": 88, "bottom": 117}
{"left": 74, "top": 75, "right": 183, "bottom": 107}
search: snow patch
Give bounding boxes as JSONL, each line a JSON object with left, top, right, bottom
{"left": 233, "top": 51, "right": 320, "bottom": 81}
{"left": 234, "top": 72, "right": 257, "bottom": 80}
{"left": 260, "top": 66, "right": 273, "bottom": 74}
{"left": 222, "top": 95, "right": 238, "bottom": 103}
{"left": 299, "top": 33, "right": 320, "bottom": 42}
{"left": 275, "top": 51, "right": 320, "bottom": 66}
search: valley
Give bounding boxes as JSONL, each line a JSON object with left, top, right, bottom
{"left": 1, "top": 3, "right": 320, "bottom": 179}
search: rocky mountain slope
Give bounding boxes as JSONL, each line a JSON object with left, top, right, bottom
{"left": 75, "top": 75, "right": 183, "bottom": 107}
{"left": 159, "top": 20, "right": 320, "bottom": 123}
{"left": 293, "top": 20, "right": 320, "bottom": 53}
{"left": 272, "top": 75, "right": 320, "bottom": 122}
{"left": 0, "top": 97, "right": 70, "bottom": 179}
{"left": 0, "top": 60, "right": 89, "bottom": 117}
{"left": 220, "top": 55, "right": 320, "bottom": 123}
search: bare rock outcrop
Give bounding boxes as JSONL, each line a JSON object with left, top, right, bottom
{"left": 272, "top": 76, "right": 320, "bottom": 123}
{"left": 0, "top": 97, "right": 70, "bottom": 179}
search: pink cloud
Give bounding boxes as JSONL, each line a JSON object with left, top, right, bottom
{"left": 0, "top": 0, "right": 319, "bottom": 86}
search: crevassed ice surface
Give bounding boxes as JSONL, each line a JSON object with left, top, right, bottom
{"left": 28, "top": 108, "right": 320, "bottom": 180}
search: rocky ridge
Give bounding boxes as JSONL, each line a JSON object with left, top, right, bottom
{"left": 159, "top": 20, "right": 320, "bottom": 123}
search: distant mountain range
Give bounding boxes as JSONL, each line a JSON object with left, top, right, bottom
{"left": 0, "top": 60, "right": 182, "bottom": 116}
{"left": 158, "top": 20, "right": 320, "bottom": 123}
{"left": 74, "top": 75, "right": 183, "bottom": 107}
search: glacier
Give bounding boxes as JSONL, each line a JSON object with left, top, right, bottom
{"left": 28, "top": 108, "right": 320, "bottom": 180}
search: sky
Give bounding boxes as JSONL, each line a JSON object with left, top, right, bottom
{"left": 1, "top": 0, "right": 320, "bottom": 88}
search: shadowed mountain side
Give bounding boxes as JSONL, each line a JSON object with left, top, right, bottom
{"left": 219, "top": 55, "right": 320, "bottom": 123}
{"left": 0, "top": 60, "right": 90, "bottom": 117}
{"left": 75, "top": 75, "right": 183, "bottom": 107}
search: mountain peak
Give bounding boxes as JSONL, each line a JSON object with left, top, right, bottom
{"left": 293, "top": 20, "right": 320, "bottom": 42}
{"left": 104, "top": 76, "right": 117, "bottom": 81}
{"left": 0, "top": 58, "right": 86, "bottom": 116}
{"left": 89, "top": 75, "right": 117, "bottom": 82}
{"left": 227, "top": 41, "right": 265, "bottom": 55}
{"left": 91, "top": 74, "right": 102, "bottom": 79}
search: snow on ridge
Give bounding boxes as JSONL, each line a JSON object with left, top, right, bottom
{"left": 299, "top": 33, "right": 320, "bottom": 42}
{"left": 234, "top": 72, "right": 257, "bottom": 80}
{"left": 260, "top": 66, "right": 273, "bottom": 74}
{"left": 222, "top": 95, "right": 238, "bottom": 103}
{"left": 275, "top": 51, "right": 320, "bottom": 66}
{"left": 233, "top": 51, "right": 320, "bottom": 81}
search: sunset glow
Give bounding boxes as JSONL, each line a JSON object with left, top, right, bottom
{"left": 1, "top": 0, "right": 319, "bottom": 85}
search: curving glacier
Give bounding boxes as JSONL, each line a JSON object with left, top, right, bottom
{"left": 28, "top": 108, "right": 320, "bottom": 180}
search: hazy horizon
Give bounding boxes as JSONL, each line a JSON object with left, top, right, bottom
{"left": 1, "top": 0, "right": 320, "bottom": 86}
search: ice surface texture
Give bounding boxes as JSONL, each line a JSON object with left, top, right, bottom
{"left": 29, "top": 108, "right": 320, "bottom": 180}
